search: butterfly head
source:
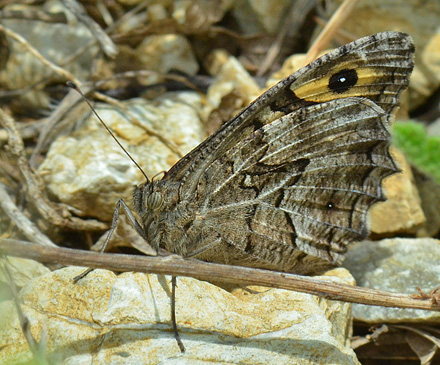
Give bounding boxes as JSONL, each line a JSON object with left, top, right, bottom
{"left": 133, "top": 181, "right": 164, "bottom": 217}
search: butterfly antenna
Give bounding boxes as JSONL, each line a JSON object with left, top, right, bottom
{"left": 67, "top": 81, "right": 150, "bottom": 182}
{"left": 151, "top": 170, "right": 166, "bottom": 182}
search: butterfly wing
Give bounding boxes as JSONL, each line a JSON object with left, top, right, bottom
{"left": 186, "top": 97, "right": 395, "bottom": 274}
{"left": 156, "top": 32, "right": 414, "bottom": 274}
{"left": 165, "top": 32, "right": 414, "bottom": 201}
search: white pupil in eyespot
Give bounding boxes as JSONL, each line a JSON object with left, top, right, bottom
{"left": 339, "top": 77, "right": 346, "bottom": 83}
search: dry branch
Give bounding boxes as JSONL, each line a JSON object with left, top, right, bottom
{"left": 1, "top": 238, "right": 439, "bottom": 312}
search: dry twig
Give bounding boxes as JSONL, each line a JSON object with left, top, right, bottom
{"left": 1, "top": 238, "right": 439, "bottom": 313}
{"left": 62, "top": 0, "right": 118, "bottom": 58}
{"left": 257, "top": 0, "right": 318, "bottom": 76}
{"left": 302, "top": 0, "right": 360, "bottom": 66}
{"left": 29, "top": 85, "right": 91, "bottom": 166}
{"left": 0, "top": 109, "right": 107, "bottom": 232}
{"left": 0, "top": 24, "right": 79, "bottom": 84}
{"left": 0, "top": 183, "right": 56, "bottom": 247}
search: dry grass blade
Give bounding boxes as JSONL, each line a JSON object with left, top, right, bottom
{"left": 257, "top": 0, "right": 318, "bottom": 76}
{"left": 1, "top": 259, "right": 50, "bottom": 365}
{"left": 29, "top": 84, "right": 93, "bottom": 167}
{"left": 62, "top": 0, "right": 118, "bottom": 58}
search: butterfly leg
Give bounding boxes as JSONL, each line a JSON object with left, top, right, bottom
{"left": 183, "top": 234, "right": 222, "bottom": 258}
{"left": 73, "top": 199, "right": 148, "bottom": 282}
{"left": 171, "top": 276, "right": 185, "bottom": 352}
{"left": 166, "top": 231, "right": 223, "bottom": 352}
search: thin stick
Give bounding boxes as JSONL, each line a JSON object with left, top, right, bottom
{"left": 62, "top": 0, "right": 118, "bottom": 58}
{"left": 0, "top": 24, "right": 79, "bottom": 84}
{"left": 302, "top": 0, "right": 360, "bottom": 66}
{"left": 29, "top": 84, "right": 89, "bottom": 167}
{"left": 257, "top": 0, "right": 318, "bottom": 76}
{"left": 314, "top": 16, "right": 354, "bottom": 44}
{"left": 1, "top": 238, "right": 439, "bottom": 312}
{"left": 0, "top": 183, "right": 57, "bottom": 247}
{"left": 0, "top": 109, "right": 107, "bottom": 231}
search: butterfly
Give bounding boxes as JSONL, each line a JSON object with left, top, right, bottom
{"left": 105, "top": 31, "right": 414, "bottom": 277}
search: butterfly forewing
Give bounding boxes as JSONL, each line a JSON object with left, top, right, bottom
{"left": 289, "top": 32, "right": 414, "bottom": 113}
{"left": 139, "top": 32, "right": 414, "bottom": 275}
{"left": 165, "top": 32, "right": 414, "bottom": 198}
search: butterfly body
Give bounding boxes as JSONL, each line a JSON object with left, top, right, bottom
{"left": 132, "top": 32, "right": 414, "bottom": 275}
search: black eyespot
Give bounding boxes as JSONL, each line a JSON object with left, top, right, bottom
{"left": 327, "top": 202, "right": 334, "bottom": 210}
{"left": 328, "top": 69, "right": 358, "bottom": 93}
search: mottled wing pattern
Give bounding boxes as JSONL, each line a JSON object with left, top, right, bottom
{"left": 162, "top": 32, "right": 414, "bottom": 274}
{"left": 190, "top": 98, "right": 395, "bottom": 274}
{"left": 165, "top": 32, "right": 414, "bottom": 198}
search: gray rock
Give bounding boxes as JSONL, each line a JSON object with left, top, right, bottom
{"left": 343, "top": 238, "right": 440, "bottom": 322}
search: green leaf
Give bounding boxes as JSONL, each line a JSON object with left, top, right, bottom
{"left": 392, "top": 121, "right": 440, "bottom": 184}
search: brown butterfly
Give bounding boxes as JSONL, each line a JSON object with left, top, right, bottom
{"left": 98, "top": 31, "right": 415, "bottom": 276}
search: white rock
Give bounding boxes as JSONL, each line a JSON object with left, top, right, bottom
{"left": 369, "top": 148, "right": 426, "bottom": 235}
{"left": 0, "top": 266, "right": 359, "bottom": 364}
{"left": 201, "top": 55, "right": 260, "bottom": 124}
{"left": 232, "top": 0, "right": 292, "bottom": 35}
{"left": 136, "top": 34, "right": 199, "bottom": 75}
{"left": 38, "top": 92, "right": 204, "bottom": 221}
{"left": 0, "top": 257, "right": 50, "bottom": 288}
{"left": 0, "top": 12, "right": 97, "bottom": 108}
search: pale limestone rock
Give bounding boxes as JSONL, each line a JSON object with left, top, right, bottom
{"left": 0, "top": 266, "right": 359, "bottom": 364}
{"left": 246, "top": 0, "right": 292, "bottom": 34}
{"left": 412, "top": 30, "right": 440, "bottom": 108}
{"left": 369, "top": 147, "right": 425, "bottom": 235}
{"left": 266, "top": 50, "right": 331, "bottom": 88}
{"left": 0, "top": 13, "right": 97, "bottom": 109}
{"left": 146, "top": 3, "right": 169, "bottom": 22}
{"left": 172, "top": 0, "right": 233, "bottom": 32}
{"left": 201, "top": 54, "right": 261, "bottom": 126}
{"left": 136, "top": 34, "right": 199, "bottom": 75}
{"left": 0, "top": 257, "right": 50, "bottom": 288}
{"left": 343, "top": 238, "right": 440, "bottom": 323}
{"left": 266, "top": 53, "right": 308, "bottom": 87}
{"left": 37, "top": 92, "right": 204, "bottom": 221}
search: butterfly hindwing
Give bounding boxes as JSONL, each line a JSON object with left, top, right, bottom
{"left": 186, "top": 98, "right": 395, "bottom": 273}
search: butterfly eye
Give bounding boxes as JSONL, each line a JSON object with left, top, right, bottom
{"left": 328, "top": 69, "right": 358, "bottom": 93}
{"left": 146, "top": 191, "right": 163, "bottom": 211}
